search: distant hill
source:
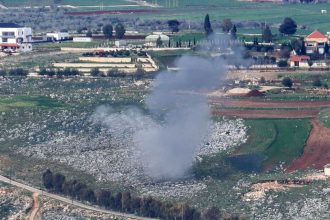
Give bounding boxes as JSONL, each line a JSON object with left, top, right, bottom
{"left": 0, "top": 0, "right": 131, "bottom": 7}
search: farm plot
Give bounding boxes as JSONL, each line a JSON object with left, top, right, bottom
{"left": 210, "top": 99, "right": 330, "bottom": 109}
{"left": 234, "top": 119, "right": 311, "bottom": 170}
{"left": 287, "top": 119, "right": 330, "bottom": 172}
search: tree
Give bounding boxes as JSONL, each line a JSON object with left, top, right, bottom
{"left": 230, "top": 25, "right": 237, "bottom": 39}
{"left": 292, "top": 38, "right": 305, "bottom": 55}
{"left": 282, "top": 77, "right": 293, "bottom": 88}
{"left": 140, "top": 196, "right": 153, "bottom": 217}
{"left": 53, "top": 173, "right": 65, "bottom": 193}
{"left": 42, "top": 169, "right": 53, "bottom": 190}
{"left": 114, "top": 192, "right": 122, "bottom": 210}
{"left": 167, "top": 19, "right": 180, "bottom": 33}
{"left": 262, "top": 26, "right": 272, "bottom": 43}
{"left": 279, "top": 17, "right": 297, "bottom": 35}
{"left": 222, "top": 18, "right": 233, "bottom": 33}
{"left": 259, "top": 76, "right": 266, "bottom": 84}
{"left": 156, "top": 36, "right": 163, "bottom": 48}
{"left": 131, "top": 197, "right": 141, "bottom": 214}
{"left": 97, "top": 190, "right": 112, "bottom": 208}
{"left": 8, "top": 68, "right": 28, "bottom": 76}
{"left": 203, "top": 207, "right": 222, "bottom": 220}
{"left": 82, "top": 189, "right": 96, "bottom": 203}
{"left": 313, "top": 77, "right": 322, "bottom": 87}
{"left": 204, "top": 14, "right": 213, "bottom": 36}
{"left": 115, "top": 23, "right": 126, "bottom": 39}
{"left": 86, "top": 30, "right": 93, "bottom": 37}
{"left": 122, "top": 191, "right": 131, "bottom": 212}
{"left": 102, "top": 24, "right": 113, "bottom": 39}
{"left": 277, "top": 60, "right": 288, "bottom": 67}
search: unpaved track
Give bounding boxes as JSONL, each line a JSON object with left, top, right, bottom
{"left": 210, "top": 99, "right": 330, "bottom": 109}
{"left": 287, "top": 119, "right": 330, "bottom": 172}
{"left": 212, "top": 109, "right": 319, "bottom": 119}
{"left": 0, "top": 175, "right": 155, "bottom": 220}
{"left": 29, "top": 192, "right": 40, "bottom": 220}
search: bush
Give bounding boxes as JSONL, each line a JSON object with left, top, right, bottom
{"left": 312, "top": 78, "right": 322, "bottom": 87}
{"left": 8, "top": 68, "right": 28, "bottom": 76}
{"left": 282, "top": 77, "right": 293, "bottom": 88}
{"left": 0, "top": 69, "right": 7, "bottom": 76}
{"left": 107, "top": 69, "right": 125, "bottom": 77}
{"left": 90, "top": 68, "right": 101, "bottom": 77}
{"left": 277, "top": 60, "right": 288, "bottom": 68}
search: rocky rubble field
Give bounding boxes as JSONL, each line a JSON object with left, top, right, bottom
{"left": 1, "top": 78, "right": 330, "bottom": 219}
{"left": 0, "top": 184, "right": 31, "bottom": 220}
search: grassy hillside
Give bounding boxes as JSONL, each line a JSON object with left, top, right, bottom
{"left": 1, "top": 0, "right": 130, "bottom": 7}
{"left": 3, "top": 1, "right": 330, "bottom": 33}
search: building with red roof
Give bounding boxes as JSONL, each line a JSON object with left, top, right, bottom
{"left": 305, "top": 30, "right": 329, "bottom": 55}
{"left": 289, "top": 55, "right": 310, "bottom": 68}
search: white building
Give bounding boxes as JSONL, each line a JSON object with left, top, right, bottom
{"left": 73, "top": 37, "right": 93, "bottom": 42}
{"left": 145, "top": 34, "right": 170, "bottom": 47}
{"left": 325, "top": 164, "right": 330, "bottom": 176}
{"left": 0, "top": 23, "right": 33, "bottom": 52}
{"left": 46, "top": 32, "right": 70, "bottom": 41}
{"left": 115, "top": 40, "right": 127, "bottom": 47}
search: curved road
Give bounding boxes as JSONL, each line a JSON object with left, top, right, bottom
{"left": 0, "top": 175, "right": 155, "bottom": 220}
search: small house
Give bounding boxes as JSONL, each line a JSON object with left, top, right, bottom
{"left": 145, "top": 34, "right": 169, "bottom": 47}
{"left": 115, "top": 40, "right": 127, "bottom": 47}
{"left": 46, "top": 32, "right": 70, "bottom": 41}
{"left": 289, "top": 55, "right": 310, "bottom": 68}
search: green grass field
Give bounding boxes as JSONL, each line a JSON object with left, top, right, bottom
{"left": 0, "top": 95, "right": 65, "bottom": 112}
{"left": 236, "top": 119, "right": 311, "bottom": 168}
{"left": 318, "top": 107, "right": 330, "bottom": 128}
{"left": 1, "top": 0, "right": 130, "bottom": 7}
{"left": 3, "top": 1, "right": 330, "bottom": 34}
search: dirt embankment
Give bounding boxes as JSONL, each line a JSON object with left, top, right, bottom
{"left": 212, "top": 109, "right": 319, "bottom": 119}
{"left": 287, "top": 119, "right": 330, "bottom": 172}
{"left": 210, "top": 99, "right": 330, "bottom": 109}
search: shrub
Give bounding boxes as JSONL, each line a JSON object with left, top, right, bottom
{"left": 277, "top": 60, "right": 288, "bottom": 68}
{"left": 282, "top": 77, "right": 293, "bottom": 88}
{"left": 90, "top": 68, "right": 101, "bottom": 77}
{"left": 312, "top": 78, "right": 322, "bottom": 87}
{"left": 8, "top": 68, "right": 28, "bottom": 76}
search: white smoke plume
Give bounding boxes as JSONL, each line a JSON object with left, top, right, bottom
{"left": 92, "top": 34, "right": 248, "bottom": 180}
{"left": 134, "top": 56, "right": 227, "bottom": 179}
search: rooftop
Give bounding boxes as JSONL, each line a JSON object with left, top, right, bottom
{"left": 306, "top": 30, "right": 328, "bottom": 40}
{"left": 290, "top": 55, "right": 310, "bottom": 62}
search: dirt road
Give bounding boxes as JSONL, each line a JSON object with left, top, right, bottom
{"left": 29, "top": 192, "right": 40, "bottom": 220}
{"left": 0, "top": 175, "right": 154, "bottom": 220}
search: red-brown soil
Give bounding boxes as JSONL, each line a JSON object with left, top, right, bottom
{"left": 286, "top": 119, "right": 330, "bottom": 172}
{"left": 65, "top": 9, "right": 161, "bottom": 16}
{"left": 212, "top": 109, "right": 319, "bottom": 119}
{"left": 210, "top": 99, "right": 330, "bottom": 109}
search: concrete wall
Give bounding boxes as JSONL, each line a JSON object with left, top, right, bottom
{"left": 78, "top": 57, "right": 132, "bottom": 63}
{"left": 53, "top": 63, "right": 136, "bottom": 68}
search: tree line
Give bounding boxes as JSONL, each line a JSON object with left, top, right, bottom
{"left": 42, "top": 170, "right": 245, "bottom": 220}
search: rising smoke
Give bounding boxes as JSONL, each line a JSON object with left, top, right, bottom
{"left": 134, "top": 56, "right": 227, "bottom": 179}
{"left": 93, "top": 34, "right": 247, "bottom": 180}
